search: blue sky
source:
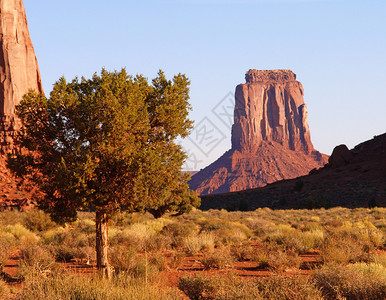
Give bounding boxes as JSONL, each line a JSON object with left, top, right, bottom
{"left": 24, "top": 0, "right": 386, "bottom": 170}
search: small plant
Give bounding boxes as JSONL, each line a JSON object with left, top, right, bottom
{"left": 184, "top": 233, "right": 215, "bottom": 255}
{"left": 313, "top": 263, "right": 386, "bottom": 300}
{"left": 252, "top": 246, "right": 301, "bottom": 272}
{"left": 0, "top": 280, "right": 9, "bottom": 299}
{"left": 109, "top": 245, "right": 136, "bottom": 273}
{"left": 22, "top": 209, "right": 57, "bottom": 232}
{"left": 0, "top": 235, "right": 15, "bottom": 273}
{"left": 178, "top": 274, "right": 217, "bottom": 300}
{"left": 19, "top": 244, "right": 57, "bottom": 277}
{"left": 200, "top": 247, "right": 234, "bottom": 270}
{"left": 320, "top": 235, "right": 364, "bottom": 265}
{"left": 230, "top": 242, "right": 253, "bottom": 261}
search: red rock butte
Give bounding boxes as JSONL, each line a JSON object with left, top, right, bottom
{"left": 189, "top": 69, "right": 328, "bottom": 195}
{"left": 0, "top": 0, "right": 43, "bottom": 210}
{"left": 0, "top": 0, "right": 43, "bottom": 154}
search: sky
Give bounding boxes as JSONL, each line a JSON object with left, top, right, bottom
{"left": 24, "top": 0, "right": 386, "bottom": 170}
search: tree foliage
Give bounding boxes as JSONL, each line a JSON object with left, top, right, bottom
{"left": 8, "top": 69, "right": 200, "bottom": 223}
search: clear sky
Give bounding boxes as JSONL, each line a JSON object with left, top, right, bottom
{"left": 24, "top": 0, "right": 386, "bottom": 170}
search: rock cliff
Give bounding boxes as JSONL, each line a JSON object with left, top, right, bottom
{"left": 189, "top": 69, "right": 328, "bottom": 195}
{"left": 0, "top": 0, "right": 42, "bottom": 210}
{"left": 0, "top": 0, "right": 43, "bottom": 153}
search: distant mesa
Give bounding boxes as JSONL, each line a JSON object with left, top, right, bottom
{"left": 189, "top": 69, "right": 328, "bottom": 195}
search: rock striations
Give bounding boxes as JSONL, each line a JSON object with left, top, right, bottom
{"left": 0, "top": 0, "right": 43, "bottom": 153}
{"left": 189, "top": 69, "right": 328, "bottom": 195}
{"left": 0, "top": 0, "right": 43, "bottom": 210}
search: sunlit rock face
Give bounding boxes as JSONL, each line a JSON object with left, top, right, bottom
{"left": 190, "top": 69, "right": 328, "bottom": 195}
{"left": 0, "top": 0, "right": 43, "bottom": 153}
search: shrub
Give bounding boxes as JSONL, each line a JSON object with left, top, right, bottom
{"left": 0, "top": 280, "right": 9, "bottom": 299}
{"left": 22, "top": 209, "right": 57, "bottom": 232}
{"left": 43, "top": 229, "right": 93, "bottom": 262}
{"left": 167, "top": 250, "right": 186, "bottom": 270}
{"left": 161, "top": 222, "right": 198, "bottom": 248}
{"left": 178, "top": 274, "right": 217, "bottom": 300}
{"left": 321, "top": 235, "right": 364, "bottom": 265}
{"left": 252, "top": 246, "right": 302, "bottom": 272}
{"left": 256, "top": 276, "right": 323, "bottom": 300}
{"left": 18, "top": 273, "right": 180, "bottom": 300}
{"left": 0, "top": 234, "right": 16, "bottom": 272}
{"left": 3, "top": 224, "right": 39, "bottom": 245}
{"left": 313, "top": 263, "right": 386, "bottom": 300}
{"left": 19, "top": 244, "right": 57, "bottom": 277}
{"left": 184, "top": 233, "right": 215, "bottom": 255}
{"left": 178, "top": 274, "right": 323, "bottom": 300}
{"left": 230, "top": 242, "right": 253, "bottom": 261}
{"left": 110, "top": 245, "right": 136, "bottom": 273}
{"left": 372, "top": 252, "right": 386, "bottom": 267}
{"left": 200, "top": 247, "right": 234, "bottom": 270}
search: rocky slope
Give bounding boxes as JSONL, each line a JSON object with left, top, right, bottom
{"left": 190, "top": 70, "right": 328, "bottom": 195}
{"left": 200, "top": 133, "right": 386, "bottom": 210}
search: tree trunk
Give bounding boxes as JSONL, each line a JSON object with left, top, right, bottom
{"left": 96, "top": 208, "right": 112, "bottom": 279}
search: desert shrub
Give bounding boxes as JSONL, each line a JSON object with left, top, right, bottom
{"left": 320, "top": 235, "right": 364, "bottom": 265}
{"left": 178, "top": 274, "right": 217, "bottom": 300}
{"left": 178, "top": 274, "right": 323, "bottom": 300}
{"left": 149, "top": 253, "right": 167, "bottom": 271}
{"left": 252, "top": 246, "right": 302, "bottom": 272}
{"left": 313, "top": 263, "right": 386, "bottom": 300}
{"left": 0, "top": 210, "right": 24, "bottom": 226}
{"left": 349, "top": 262, "right": 386, "bottom": 279}
{"left": 372, "top": 252, "right": 386, "bottom": 267}
{"left": 200, "top": 247, "right": 234, "bottom": 270}
{"left": 43, "top": 229, "right": 93, "bottom": 262}
{"left": 230, "top": 242, "right": 253, "bottom": 261}
{"left": 19, "top": 244, "right": 57, "bottom": 277}
{"left": 0, "top": 234, "right": 16, "bottom": 272}
{"left": 110, "top": 246, "right": 158, "bottom": 279}
{"left": 167, "top": 250, "right": 186, "bottom": 269}
{"left": 184, "top": 233, "right": 215, "bottom": 255}
{"left": 323, "top": 219, "right": 343, "bottom": 228}
{"left": 0, "top": 280, "right": 8, "bottom": 299}
{"left": 2, "top": 224, "right": 39, "bottom": 245}
{"left": 22, "top": 209, "right": 57, "bottom": 232}
{"left": 265, "top": 225, "right": 324, "bottom": 254}
{"left": 128, "top": 256, "right": 158, "bottom": 279}
{"left": 76, "top": 218, "right": 96, "bottom": 234}
{"left": 199, "top": 219, "right": 251, "bottom": 244}
{"left": 255, "top": 276, "right": 323, "bottom": 300}
{"left": 18, "top": 272, "right": 181, "bottom": 300}
{"left": 110, "top": 223, "right": 163, "bottom": 252}
{"left": 161, "top": 222, "right": 198, "bottom": 248}
{"left": 110, "top": 245, "right": 136, "bottom": 273}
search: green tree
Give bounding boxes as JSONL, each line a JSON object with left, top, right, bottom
{"left": 7, "top": 69, "right": 200, "bottom": 278}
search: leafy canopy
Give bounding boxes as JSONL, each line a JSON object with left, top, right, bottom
{"left": 8, "top": 69, "right": 199, "bottom": 222}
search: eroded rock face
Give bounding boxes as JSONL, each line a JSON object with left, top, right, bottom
{"left": 190, "top": 69, "right": 328, "bottom": 195}
{"left": 0, "top": 0, "right": 43, "bottom": 153}
{"left": 232, "top": 69, "right": 313, "bottom": 154}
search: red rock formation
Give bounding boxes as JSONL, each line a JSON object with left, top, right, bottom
{"left": 190, "top": 69, "right": 328, "bottom": 195}
{"left": 200, "top": 133, "right": 386, "bottom": 209}
{"left": 0, "top": 0, "right": 42, "bottom": 210}
{"left": 0, "top": 0, "right": 44, "bottom": 153}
